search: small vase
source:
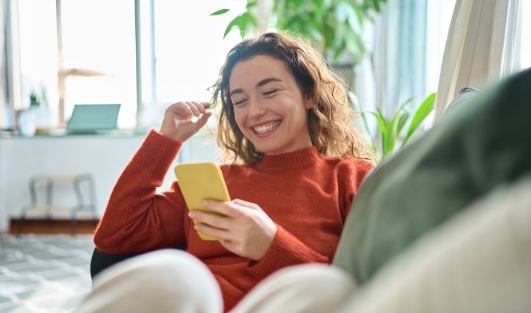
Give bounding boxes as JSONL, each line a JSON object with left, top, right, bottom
{"left": 18, "top": 109, "right": 37, "bottom": 136}
{"left": 32, "top": 106, "right": 55, "bottom": 132}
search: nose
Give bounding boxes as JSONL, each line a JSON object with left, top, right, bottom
{"left": 248, "top": 97, "right": 267, "bottom": 119}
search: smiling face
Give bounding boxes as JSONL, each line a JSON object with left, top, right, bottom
{"left": 228, "top": 55, "right": 314, "bottom": 155}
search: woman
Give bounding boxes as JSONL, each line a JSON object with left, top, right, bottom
{"left": 85, "top": 32, "right": 374, "bottom": 312}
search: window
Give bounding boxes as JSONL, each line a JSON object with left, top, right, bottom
{"left": 17, "top": 0, "right": 243, "bottom": 130}
{"left": 16, "top": 0, "right": 528, "bottom": 131}
{"left": 138, "top": 0, "right": 242, "bottom": 129}
{"left": 522, "top": 0, "right": 531, "bottom": 70}
{"left": 19, "top": 0, "right": 136, "bottom": 128}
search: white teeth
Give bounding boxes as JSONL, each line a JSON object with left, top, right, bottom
{"left": 254, "top": 121, "right": 281, "bottom": 134}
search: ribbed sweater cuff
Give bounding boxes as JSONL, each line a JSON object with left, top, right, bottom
{"left": 132, "top": 129, "right": 183, "bottom": 176}
{"left": 248, "top": 226, "right": 311, "bottom": 279}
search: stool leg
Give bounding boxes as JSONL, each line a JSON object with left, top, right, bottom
{"left": 70, "top": 210, "right": 77, "bottom": 237}
{"left": 73, "top": 176, "right": 86, "bottom": 237}
{"left": 19, "top": 176, "right": 39, "bottom": 237}
{"left": 88, "top": 174, "right": 98, "bottom": 222}
{"left": 45, "top": 179, "right": 53, "bottom": 226}
{"left": 17, "top": 208, "right": 27, "bottom": 238}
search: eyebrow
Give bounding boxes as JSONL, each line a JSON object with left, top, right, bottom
{"left": 230, "top": 77, "right": 283, "bottom": 97}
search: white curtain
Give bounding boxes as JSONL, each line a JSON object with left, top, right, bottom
{"left": 0, "top": 0, "right": 7, "bottom": 128}
{"left": 433, "top": 0, "right": 522, "bottom": 122}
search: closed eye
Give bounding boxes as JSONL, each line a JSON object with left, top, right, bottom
{"left": 233, "top": 98, "right": 247, "bottom": 106}
{"left": 263, "top": 89, "right": 278, "bottom": 96}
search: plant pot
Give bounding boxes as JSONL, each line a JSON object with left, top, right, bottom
{"left": 18, "top": 109, "right": 37, "bottom": 136}
{"left": 29, "top": 106, "right": 55, "bottom": 133}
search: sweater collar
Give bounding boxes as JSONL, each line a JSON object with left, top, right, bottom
{"left": 255, "top": 146, "right": 320, "bottom": 170}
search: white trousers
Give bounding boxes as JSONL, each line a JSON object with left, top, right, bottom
{"left": 77, "top": 176, "right": 531, "bottom": 313}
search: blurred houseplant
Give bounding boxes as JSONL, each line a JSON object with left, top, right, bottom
{"left": 29, "top": 90, "right": 41, "bottom": 106}
{"left": 351, "top": 91, "right": 437, "bottom": 159}
{"left": 26, "top": 87, "right": 54, "bottom": 133}
{"left": 211, "top": 0, "right": 387, "bottom": 64}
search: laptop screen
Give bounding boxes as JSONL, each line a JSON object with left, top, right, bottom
{"left": 67, "top": 104, "right": 121, "bottom": 134}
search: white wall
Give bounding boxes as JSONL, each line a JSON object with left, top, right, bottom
{"left": 0, "top": 131, "right": 219, "bottom": 232}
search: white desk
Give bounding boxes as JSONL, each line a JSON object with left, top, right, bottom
{"left": 0, "top": 131, "right": 218, "bottom": 232}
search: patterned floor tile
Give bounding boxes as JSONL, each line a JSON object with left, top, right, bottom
{"left": 0, "top": 234, "right": 94, "bottom": 313}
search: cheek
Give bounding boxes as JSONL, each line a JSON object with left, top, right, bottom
{"left": 233, "top": 110, "right": 246, "bottom": 132}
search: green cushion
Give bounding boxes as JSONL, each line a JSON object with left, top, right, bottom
{"left": 333, "top": 69, "right": 531, "bottom": 284}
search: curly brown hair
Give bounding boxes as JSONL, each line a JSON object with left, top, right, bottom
{"left": 210, "top": 31, "right": 375, "bottom": 165}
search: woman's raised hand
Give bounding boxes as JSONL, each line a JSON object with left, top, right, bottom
{"left": 189, "top": 199, "right": 278, "bottom": 260}
{"left": 159, "top": 101, "right": 212, "bottom": 143}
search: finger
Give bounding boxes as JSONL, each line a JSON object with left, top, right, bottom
{"left": 167, "top": 102, "right": 194, "bottom": 117}
{"left": 194, "top": 223, "right": 231, "bottom": 241}
{"left": 232, "top": 199, "right": 261, "bottom": 210}
{"left": 186, "top": 101, "right": 200, "bottom": 116}
{"left": 189, "top": 209, "right": 230, "bottom": 230}
{"left": 191, "top": 101, "right": 207, "bottom": 114}
{"left": 194, "top": 112, "right": 212, "bottom": 130}
{"left": 170, "top": 102, "right": 191, "bottom": 113}
{"left": 202, "top": 200, "right": 240, "bottom": 217}
{"left": 218, "top": 239, "right": 233, "bottom": 250}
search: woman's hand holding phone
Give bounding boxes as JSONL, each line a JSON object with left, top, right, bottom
{"left": 189, "top": 199, "right": 278, "bottom": 261}
{"left": 160, "top": 101, "right": 212, "bottom": 143}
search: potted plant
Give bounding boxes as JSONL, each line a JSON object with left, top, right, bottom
{"left": 350, "top": 91, "right": 437, "bottom": 159}
{"left": 211, "top": 0, "right": 387, "bottom": 64}
{"left": 29, "top": 90, "right": 41, "bottom": 107}
{"left": 25, "top": 87, "right": 55, "bottom": 133}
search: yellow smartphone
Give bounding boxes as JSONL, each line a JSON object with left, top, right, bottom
{"left": 174, "top": 162, "right": 231, "bottom": 241}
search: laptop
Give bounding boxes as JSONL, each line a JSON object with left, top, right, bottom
{"left": 66, "top": 104, "right": 121, "bottom": 134}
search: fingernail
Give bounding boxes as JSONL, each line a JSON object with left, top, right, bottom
{"left": 202, "top": 200, "right": 208, "bottom": 207}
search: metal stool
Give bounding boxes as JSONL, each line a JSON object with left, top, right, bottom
{"left": 17, "top": 173, "right": 98, "bottom": 237}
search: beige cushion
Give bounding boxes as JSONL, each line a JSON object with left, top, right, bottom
{"left": 336, "top": 175, "right": 531, "bottom": 313}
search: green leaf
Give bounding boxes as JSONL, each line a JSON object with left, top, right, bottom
{"left": 307, "top": 24, "right": 323, "bottom": 42}
{"left": 210, "top": 8, "right": 230, "bottom": 16}
{"left": 335, "top": 2, "right": 349, "bottom": 23}
{"left": 402, "top": 92, "right": 436, "bottom": 147}
{"left": 397, "top": 111, "right": 410, "bottom": 134}
{"left": 341, "top": 2, "right": 361, "bottom": 34}
{"left": 373, "top": 0, "right": 381, "bottom": 11}
{"left": 313, "top": 0, "right": 327, "bottom": 15}
{"left": 368, "top": 110, "right": 389, "bottom": 155}
{"left": 242, "top": 11, "right": 259, "bottom": 27}
{"left": 344, "top": 28, "right": 364, "bottom": 61}
{"left": 372, "top": 108, "right": 388, "bottom": 134}
{"left": 222, "top": 11, "right": 259, "bottom": 39}
{"left": 383, "top": 107, "right": 405, "bottom": 155}
{"left": 399, "top": 96, "right": 415, "bottom": 109}
{"left": 246, "top": 1, "right": 258, "bottom": 9}
{"left": 223, "top": 16, "right": 240, "bottom": 38}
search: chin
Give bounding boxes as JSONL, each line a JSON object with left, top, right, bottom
{"left": 253, "top": 144, "right": 278, "bottom": 155}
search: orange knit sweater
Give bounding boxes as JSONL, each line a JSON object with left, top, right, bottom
{"left": 94, "top": 130, "right": 373, "bottom": 312}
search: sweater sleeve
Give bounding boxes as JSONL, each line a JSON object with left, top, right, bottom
{"left": 94, "top": 129, "right": 187, "bottom": 254}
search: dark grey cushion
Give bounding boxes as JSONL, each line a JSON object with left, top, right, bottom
{"left": 444, "top": 87, "right": 480, "bottom": 116}
{"left": 333, "top": 69, "right": 531, "bottom": 285}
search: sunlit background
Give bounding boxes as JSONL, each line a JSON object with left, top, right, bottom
{"left": 15, "top": 0, "right": 531, "bottom": 130}
{"left": 18, "top": 0, "right": 244, "bottom": 129}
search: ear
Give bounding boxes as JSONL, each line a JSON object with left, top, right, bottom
{"left": 304, "top": 94, "right": 315, "bottom": 110}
